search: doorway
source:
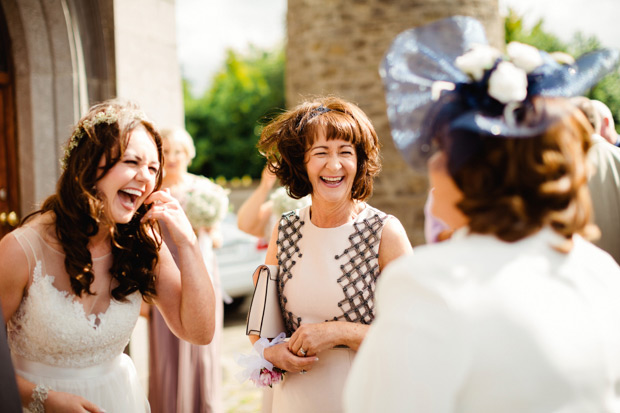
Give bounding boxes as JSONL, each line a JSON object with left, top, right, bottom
{"left": 0, "top": 3, "right": 19, "bottom": 239}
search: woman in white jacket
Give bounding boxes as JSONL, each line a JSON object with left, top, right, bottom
{"left": 345, "top": 16, "right": 620, "bottom": 413}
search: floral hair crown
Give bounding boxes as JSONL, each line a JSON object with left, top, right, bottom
{"left": 61, "top": 107, "right": 146, "bottom": 169}
{"left": 380, "top": 16, "right": 620, "bottom": 171}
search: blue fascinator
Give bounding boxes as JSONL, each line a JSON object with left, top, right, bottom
{"left": 380, "top": 15, "right": 620, "bottom": 171}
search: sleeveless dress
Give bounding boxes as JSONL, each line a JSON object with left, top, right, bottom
{"left": 272, "top": 204, "right": 389, "bottom": 413}
{"left": 7, "top": 225, "right": 148, "bottom": 412}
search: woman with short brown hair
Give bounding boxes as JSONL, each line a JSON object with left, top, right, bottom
{"left": 251, "top": 96, "right": 412, "bottom": 412}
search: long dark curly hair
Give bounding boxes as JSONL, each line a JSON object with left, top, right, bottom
{"left": 22, "top": 100, "right": 164, "bottom": 301}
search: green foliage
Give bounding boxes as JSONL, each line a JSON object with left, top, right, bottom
{"left": 505, "top": 9, "right": 567, "bottom": 52}
{"left": 505, "top": 9, "right": 620, "bottom": 133}
{"left": 184, "top": 46, "right": 285, "bottom": 179}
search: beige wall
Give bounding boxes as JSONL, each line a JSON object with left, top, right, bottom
{"left": 114, "top": 0, "right": 184, "bottom": 129}
{"left": 287, "top": 0, "right": 502, "bottom": 245}
{"left": 1, "top": 0, "right": 183, "bottom": 215}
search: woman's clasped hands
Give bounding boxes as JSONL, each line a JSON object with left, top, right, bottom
{"left": 264, "top": 341, "right": 317, "bottom": 374}
{"left": 264, "top": 322, "right": 344, "bottom": 373}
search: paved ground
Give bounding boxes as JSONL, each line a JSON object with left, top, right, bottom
{"left": 131, "top": 296, "right": 263, "bottom": 412}
{"left": 221, "top": 298, "right": 263, "bottom": 412}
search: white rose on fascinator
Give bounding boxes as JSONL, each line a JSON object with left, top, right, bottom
{"left": 506, "top": 42, "right": 543, "bottom": 73}
{"left": 488, "top": 61, "right": 528, "bottom": 104}
{"left": 455, "top": 44, "right": 502, "bottom": 81}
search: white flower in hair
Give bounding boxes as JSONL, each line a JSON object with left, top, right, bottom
{"left": 455, "top": 44, "right": 502, "bottom": 81}
{"left": 506, "top": 42, "right": 543, "bottom": 73}
{"left": 488, "top": 61, "right": 528, "bottom": 104}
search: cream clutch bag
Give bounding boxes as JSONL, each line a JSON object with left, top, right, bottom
{"left": 246, "top": 264, "right": 286, "bottom": 339}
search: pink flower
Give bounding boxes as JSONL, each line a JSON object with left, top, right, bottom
{"left": 252, "top": 368, "right": 284, "bottom": 388}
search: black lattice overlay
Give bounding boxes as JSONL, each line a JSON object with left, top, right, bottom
{"left": 276, "top": 211, "right": 305, "bottom": 335}
{"left": 332, "top": 213, "right": 386, "bottom": 324}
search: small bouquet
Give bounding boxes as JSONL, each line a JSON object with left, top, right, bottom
{"left": 253, "top": 366, "right": 285, "bottom": 388}
{"left": 236, "top": 333, "right": 287, "bottom": 388}
{"left": 182, "top": 177, "right": 230, "bottom": 229}
{"left": 270, "top": 186, "right": 311, "bottom": 217}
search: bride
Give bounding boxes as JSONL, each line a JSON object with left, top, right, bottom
{"left": 0, "top": 100, "right": 215, "bottom": 412}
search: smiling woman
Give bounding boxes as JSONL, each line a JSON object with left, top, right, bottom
{"left": 0, "top": 100, "right": 216, "bottom": 412}
{"left": 305, "top": 136, "right": 357, "bottom": 205}
{"left": 246, "top": 96, "right": 413, "bottom": 413}
{"left": 96, "top": 126, "right": 160, "bottom": 224}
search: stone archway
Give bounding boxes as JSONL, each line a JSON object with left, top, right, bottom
{"left": 0, "top": 0, "right": 115, "bottom": 215}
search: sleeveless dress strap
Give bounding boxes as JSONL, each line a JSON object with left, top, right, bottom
{"left": 11, "top": 227, "right": 40, "bottom": 284}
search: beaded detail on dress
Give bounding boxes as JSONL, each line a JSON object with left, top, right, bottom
{"left": 276, "top": 206, "right": 387, "bottom": 335}
{"left": 276, "top": 211, "right": 305, "bottom": 334}
{"left": 333, "top": 214, "right": 384, "bottom": 324}
{"left": 8, "top": 259, "right": 141, "bottom": 368}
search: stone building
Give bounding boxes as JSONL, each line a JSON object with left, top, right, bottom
{"left": 287, "top": 0, "right": 502, "bottom": 245}
{"left": 0, "top": 0, "right": 184, "bottom": 238}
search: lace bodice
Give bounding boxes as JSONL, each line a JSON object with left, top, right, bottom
{"left": 7, "top": 226, "right": 142, "bottom": 368}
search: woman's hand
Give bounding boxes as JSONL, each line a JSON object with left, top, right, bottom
{"left": 143, "top": 189, "right": 196, "bottom": 248}
{"left": 288, "top": 321, "right": 371, "bottom": 355}
{"left": 264, "top": 342, "right": 318, "bottom": 373}
{"left": 287, "top": 322, "right": 338, "bottom": 357}
{"left": 43, "top": 390, "right": 104, "bottom": 413}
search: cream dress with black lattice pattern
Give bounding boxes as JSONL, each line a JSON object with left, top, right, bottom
{"left": 272, "top": 204, "right": 389, "bottom": 413}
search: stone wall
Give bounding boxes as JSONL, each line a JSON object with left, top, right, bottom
{"left": 287, "top": 0, "right": 502, "bottom": 246}
{"left": 114, "top": 0, "right": 184, "bottom": 128}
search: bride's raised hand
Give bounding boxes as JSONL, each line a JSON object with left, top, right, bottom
{"left": 44, "top": 390, "right": 105, "bottom": 413}
{"left": 142, "top": 189, "right": 196, "bottom": 247}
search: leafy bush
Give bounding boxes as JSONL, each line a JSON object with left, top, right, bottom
{"left": 184, "top": 46, "right": 285, "bottom": 179}
{"left": 505, "top": 9, "right": 620, "bottom": 132}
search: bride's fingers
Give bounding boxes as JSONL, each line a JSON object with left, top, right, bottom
{"left": 144, "top": 189, "right": 176, "bottom": 205}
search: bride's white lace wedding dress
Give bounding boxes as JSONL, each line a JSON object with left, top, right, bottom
{"left": 7, "top": 224, "right": 149, "bottom": 412}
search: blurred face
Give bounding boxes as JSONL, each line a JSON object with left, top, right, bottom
{"left": 428, "top": 151, "right": 468, "bottom": 230}
{"left": 305, "top": 132, "right": 357, "bottom": 204}
{"left": 95, "top": 126, "right": 160, "bottom": 224}
{"left": 163, "top": 138, "right": 191, "bottom": 179}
